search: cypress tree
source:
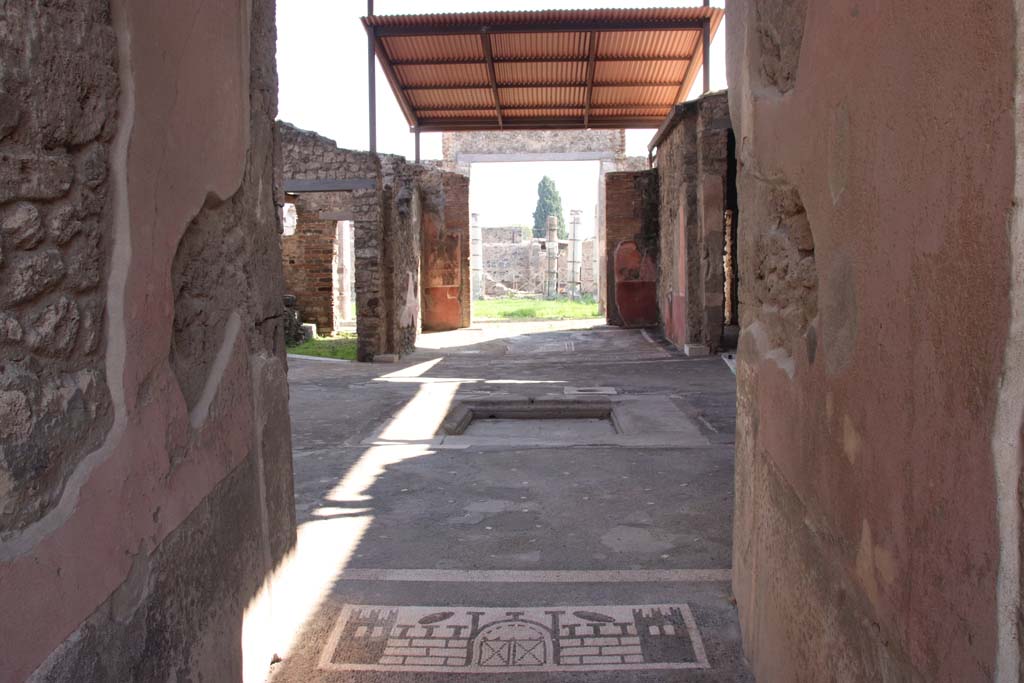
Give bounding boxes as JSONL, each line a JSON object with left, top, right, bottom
{"left": 532, "top": 175, "right": 567, "bottom": 239}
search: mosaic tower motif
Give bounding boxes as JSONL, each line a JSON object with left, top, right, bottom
{"left": 319, "top": 604, "right": 710, "bottom": 673}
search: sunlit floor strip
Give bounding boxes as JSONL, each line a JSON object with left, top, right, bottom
{"left": 335, "top": 568, "right": 732, "bottom": 583}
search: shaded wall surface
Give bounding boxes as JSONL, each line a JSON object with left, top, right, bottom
{"left": 1, "top": 1, "right": 295, "bottom": 681}
{"left": 729, "top": 1, "right": 1023, "bottom": 681}
{"left": 655, "top": 92, "right": 732, "bottom": 352}
{"left": 421, "top": 170, "right": 471, "bottom": 332}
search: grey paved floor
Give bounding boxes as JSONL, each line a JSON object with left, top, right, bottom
{"left": 268, "top": 321, "right": 751, "bottom": 682}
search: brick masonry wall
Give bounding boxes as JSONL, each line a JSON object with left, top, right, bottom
{"left": 604, "top": 170, "right": 659, "bottom": 325}
{"left": 281, "top": 190, "right": 353, "bottom": 332}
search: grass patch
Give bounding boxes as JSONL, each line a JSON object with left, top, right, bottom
{"left": 288, "top": 332, "right": 357, "bottom": 360}
{"left": 473, "top": 297, "right": 601, "bottom": 321}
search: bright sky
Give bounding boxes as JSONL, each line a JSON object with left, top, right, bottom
{"left": 276, "top": 1, "right": 727, "bottom": 235}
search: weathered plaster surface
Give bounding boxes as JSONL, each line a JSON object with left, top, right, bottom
{"left": 0, "top": 0, "right": 117, "bottom": 538}
{"left": 1, "top": 1, "right": 295, "bottom": 680}
{"left": 729, "top": 1, "right": 1017, "bottom": 680}
{"left": 994, "top": 2, "right": 1024, "bottom": 677}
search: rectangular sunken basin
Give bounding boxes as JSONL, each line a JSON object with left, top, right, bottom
{"left": 440, "top": 396, "right": 615, "bottom": 436}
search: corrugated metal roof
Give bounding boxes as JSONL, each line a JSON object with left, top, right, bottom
{"left": 363, "top": 6, "right": 723, "bottom": 132}
{"left": 365, "top": 7, "right": 718, "bottom": 28}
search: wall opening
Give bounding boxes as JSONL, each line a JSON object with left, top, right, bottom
{"left": 723, "top": 128, "right": 740, "bottom": 347}
{"left": 467, "top": 160, "right": 602, "bottom": 308}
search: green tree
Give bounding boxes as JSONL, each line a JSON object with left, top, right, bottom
{"left": 532, "top": 176, "right": 567, "bottom": 239}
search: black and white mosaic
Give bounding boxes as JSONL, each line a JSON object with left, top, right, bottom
{"left": 318, "top": 603, "right": 709, "bottom": 673}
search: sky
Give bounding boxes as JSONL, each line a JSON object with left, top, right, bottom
{"left": 276, "top": 1, "right": 728, "bottom": 236}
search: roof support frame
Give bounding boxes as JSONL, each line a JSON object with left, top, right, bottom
{"left": 416, "top": 117, "right": 664, "bottom": 132}
{"left": 367, "top": 1, "right": 376, "bottom": 151}
{"left": 583, "top": 31, "right": 598, "bottom": 127}
{"left": 401, "top": 81, "right": 685, "bottom": 91}
{"left": 702, "top": 17, "right": 711, "bottom": 94}
{"left": 480, "top": 31, "right": 503, "bottom": 129}
{"left": 413, "top": 103, "right": 671, "bottom": 112}
{"left": 362, "top": 7, "right": 723, "bottom": 132}
{"left": 371, "top": 18, "right": 705, "bottom": 37}
{"left": 390, "top": 55, "right": 695, "bottom": 66}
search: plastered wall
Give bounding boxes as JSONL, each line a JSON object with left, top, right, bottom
{"left": 0, "top": 1, "right": 295, "bottom": 680}
{"left": 728, "top": 1, "right": 1023, "bottom": 680}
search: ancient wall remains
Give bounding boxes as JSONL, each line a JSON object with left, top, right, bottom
{"left": 482, "top": 226, "right": 524, "bottom": 244}
{"left": 278, "top": 123, "right": 470, "bottom": 358}
{"left": 1, "top": 1, "right": 295, "bottom": 681}
{"left": 480, "top": 236, "right": 575, "bottom": 298}
{"left": 728, "top": 1, "right": 1021, "bottom": 680}
{"left": 654, "top": 91, "right": 732, "bottom": 353}
{"left": 278, "top": 122, "right": 379, "bottom": 338}
{"left": 604, "top": 170, "right": 659, "bottom": 326}
{"left": 441, "top": 129, "right": 626, "bottom": 174}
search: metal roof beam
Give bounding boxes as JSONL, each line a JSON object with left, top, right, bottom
{"left": 413, "top": 104, "right": 672, "bottom": 112}
{"left": 371, "top": 19, "right": 704, "bottom": 37}
{"left": 391, "top": 56, "right": 694, "bottom": 66}
{"left": 674, "top": 18, "right": 709, "bottom": 104}
{"left": 365, "top": 26, "right": 419, "bottom": 129}
{"left": 401, "top": 81, "right": 684, "bottom": 91}
{"left": 583, "top": 32, "right": 598, "bottom": 127}
{"left": 416, "top": 117, "right": 664, "bottom": 132}
{"left": 480, "top": 32, "right": 503, "bottom": 129}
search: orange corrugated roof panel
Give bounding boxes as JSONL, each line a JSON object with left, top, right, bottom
{"left": 363, "top": 6, "right": 723, "bottom": 131}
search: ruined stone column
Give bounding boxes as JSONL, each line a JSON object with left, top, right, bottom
{"left": 470, "top": 212, "right": 483, "bottom": 300}
{"left": 545, "top": 215, "right": 559, "bottom": 299}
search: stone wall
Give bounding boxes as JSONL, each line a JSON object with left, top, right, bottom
{"left": 441, "top": 129, "right": 626, "bottom": 174}
{"left": 604, "top": 170, "right": 659, "bottom": 326}
{"left": 480, "top": 237, "right": 575, "bottom": 298}
{"left": 1, "top": 2, "right": 295, "bottom": 681}
{"left": 482, "top": 226, "right": 524, "bottom": 244}
{"left": 482, "top": 239, "right": 543, "bottom": 295}
{"left": 728, "top": 1, "right": 1022, "bottom": 681}
{"left": 654, "top": 91, "right": 732, "bottom": 353}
